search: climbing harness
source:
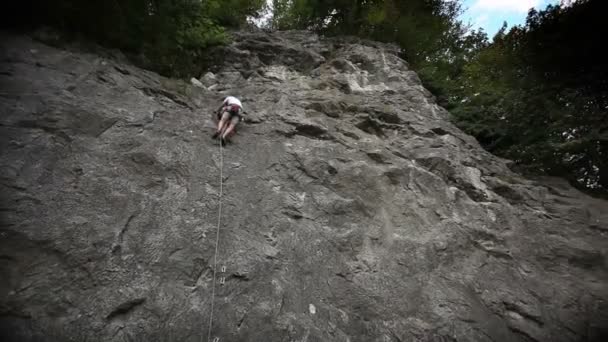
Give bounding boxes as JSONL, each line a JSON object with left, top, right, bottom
{"left": 206, "top": 136, "right": 226, "bottom": 342}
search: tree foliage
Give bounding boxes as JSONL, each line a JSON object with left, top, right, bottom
{"left": 446, "top": 0, "right": 607, "bottom": 191}
{"left": 2, "top": 0, "right": 266, "bottom": 76}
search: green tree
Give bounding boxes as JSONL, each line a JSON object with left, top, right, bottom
{"left": 2, "top": 0, "right": 266, "bottom": 76}
{"left": 448, "top": 0, "right": 607, "bottom": 192}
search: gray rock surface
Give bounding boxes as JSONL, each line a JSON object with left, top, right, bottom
{"left": 1, "top": 30, "right": 607, "bottom": 342}
{"left": 190, "top": 77, "right": 204, "bottom": 88}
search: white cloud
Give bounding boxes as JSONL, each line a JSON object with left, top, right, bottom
{"left": 472, "top": 0, "right": 543, "bottom": 13}
{"left": 560, "top": 0, "right": 581, "bottom": 7}
{"left": 474, "top": 14, "right": 490, "bottom": 29}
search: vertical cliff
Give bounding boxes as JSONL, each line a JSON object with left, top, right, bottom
{"left": 1, "top": 30, "right": 606, "bottom": 342}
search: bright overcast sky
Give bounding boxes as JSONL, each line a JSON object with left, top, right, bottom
{"left": 459, "top": 0, "right": 569, "bottom": 37}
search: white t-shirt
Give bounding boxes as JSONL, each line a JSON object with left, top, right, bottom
{"left": 223, "top": 96, "right": 243, "bottom": 110}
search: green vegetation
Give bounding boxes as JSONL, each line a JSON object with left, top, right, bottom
{"left": 429, "top": 1, "right": 607, "bottom": 192}
{"left": 3, "top": 0, "right": 266, "bottom": 76}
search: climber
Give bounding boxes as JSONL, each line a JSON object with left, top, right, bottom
{"left": 213, "top": 95, "right": 243, "bottom": 145}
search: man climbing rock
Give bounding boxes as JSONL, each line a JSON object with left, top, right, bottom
{"left": 213, "top": 95, "right": 243, "bottom": 145}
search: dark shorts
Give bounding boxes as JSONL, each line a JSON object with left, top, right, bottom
{"left": 218, "top": 105, "right": 242, "bottom": 120}
{"left": 218, "top": 105, "right": 242, "bottom": 121}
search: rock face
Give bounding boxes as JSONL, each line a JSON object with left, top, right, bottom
{"left": 1, "top": 30, "right": 607, "bottom": 342}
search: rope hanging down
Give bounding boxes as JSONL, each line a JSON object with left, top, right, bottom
{"left": 206, "top": 137, "right": 224, "bottom": 342}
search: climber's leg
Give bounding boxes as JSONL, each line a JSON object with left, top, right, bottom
{"left": 221, "top": 116, "right": 240, "bottom": 140}
{"left": 215, "top": 111, "right": 230, "bottom": 138}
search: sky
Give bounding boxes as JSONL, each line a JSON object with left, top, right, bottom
{"left": 459, "top": 0, "right": 567, "bottom": 37}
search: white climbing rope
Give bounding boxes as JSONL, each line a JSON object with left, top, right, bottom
{"left": 206, "top": 136, "right": 224, "bottom": 342}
